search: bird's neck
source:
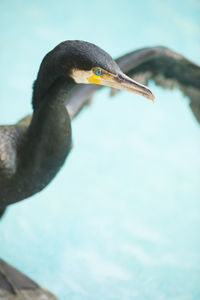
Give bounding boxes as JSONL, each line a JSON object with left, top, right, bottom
{"left": 26, "top": 79, "right": 72, "bottom": 183}
{"left": 17, "top": 66, "right": 75, "bottom": 198}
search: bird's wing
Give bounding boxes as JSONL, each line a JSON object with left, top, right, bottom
{"left": 115, "top": 46, "right": 200, "bottom": 123}
{"left": 65, "top": 83, "right": 100, "bottom": 119}
{"left": 66, "top": 46, "right": 200, "bottom": 123}
{"left": 0, "top": 259, "right": 57, "bottom": 299}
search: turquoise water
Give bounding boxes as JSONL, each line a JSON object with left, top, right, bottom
{"left": 0, "top": 0, "right": 200, "bottom": 299}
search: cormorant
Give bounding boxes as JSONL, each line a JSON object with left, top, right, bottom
{"left": 0, "top": 40, "right": 155, "bottom": 300}
{"left": 0, "top": 41, "right": 200, "bottom": 299}
{"left": 0, "top": 40, "right": 155, "bottom": 218}
{"left": 1, "top": 43, "right": 199, "bottom": 219}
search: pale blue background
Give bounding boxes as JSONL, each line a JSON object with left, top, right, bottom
{"left": 0, "top": 0, "right": 200, "bottom": 299}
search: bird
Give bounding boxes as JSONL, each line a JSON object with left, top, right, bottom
{"left": 0, "top": 40, "right": 155, "bottom": 219}
{"left": 0, "top": 40, "right": 156, "bottom": 300}
{"left": 0, "top": 41, "right": 200, "bottom": 299}
{"left": 0, "top": 42, "right": 200, "bottom": 219}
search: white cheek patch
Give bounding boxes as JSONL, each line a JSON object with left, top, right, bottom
{"left": 71, "top": 69, "right": 93, "bottom": 84}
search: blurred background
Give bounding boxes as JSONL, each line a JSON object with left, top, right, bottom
{"left": 0, "top": 0, "right": 200, "bottom": 299}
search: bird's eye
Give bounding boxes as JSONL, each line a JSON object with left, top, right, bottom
{"left": 94, "top": 68, "right": 103, "bottom": 76}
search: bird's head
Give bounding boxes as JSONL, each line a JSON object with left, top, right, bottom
{"left": 56, "top": 40, "right": 155, "bottom": 102}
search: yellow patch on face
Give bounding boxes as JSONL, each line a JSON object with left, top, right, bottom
{"left": 87, "top": 74, "right": 101, "bottom": 84}
{"left": 87, "top": 68, "right": 117, "bottom": 85}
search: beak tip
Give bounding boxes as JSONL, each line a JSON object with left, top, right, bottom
{"left": 151, "top": 94, "right": 156, "bottom": 104}
{"left": 145, "top": 89, "right": 155, "bottom": 103}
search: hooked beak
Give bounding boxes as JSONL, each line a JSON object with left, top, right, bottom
{"left": 101, "top": 72, "right": 155, "bottom": 102}
{"left": 73, "top": 67, "right": 155, "bottom": 102}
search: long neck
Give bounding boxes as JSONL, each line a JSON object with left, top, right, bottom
{"left": 15, "top": 62, "right": 75, "bottom": 200}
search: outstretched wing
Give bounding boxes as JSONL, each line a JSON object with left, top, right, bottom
{"left": 115, "top": 46, "right": 200, "bottom": 123}
{"left": 66, "top": 46, "right": 200, "bottom": 123}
